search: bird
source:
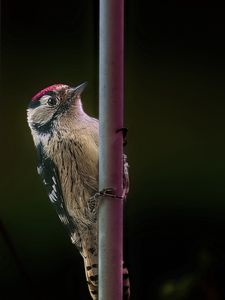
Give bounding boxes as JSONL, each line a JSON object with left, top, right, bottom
{"left": 27, "top": 82, "right": 130, "bottom": 299}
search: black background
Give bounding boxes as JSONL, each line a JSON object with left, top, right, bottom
{"left": 1, "top": 1, "right": 225, "bottom": 299}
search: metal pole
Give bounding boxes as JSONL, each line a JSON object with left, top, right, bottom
{"left": 99, "top": 0, "right": 124, "bottom": 299}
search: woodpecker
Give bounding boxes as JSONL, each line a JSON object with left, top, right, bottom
{"left": 27, "top": 83, "right": 130, "bottom": 299}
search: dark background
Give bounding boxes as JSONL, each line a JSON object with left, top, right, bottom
{"left": 1, "top": 1, "right": 225, "bottom": 299}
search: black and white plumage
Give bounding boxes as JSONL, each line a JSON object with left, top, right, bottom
{"left": 27, "top": 83, "right": 130, "bottom": 299}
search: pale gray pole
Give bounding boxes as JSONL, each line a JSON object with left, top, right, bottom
{"left": 99, "top": 0, "right": 124, "bottom": 299}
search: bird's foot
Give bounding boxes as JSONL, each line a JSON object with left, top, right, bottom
{"left": 116, "top": 127, "right": 128, "bottom": 146}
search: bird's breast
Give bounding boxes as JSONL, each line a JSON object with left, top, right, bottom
{"left": 45, "top": 134, "right": 99, "bottom": 227}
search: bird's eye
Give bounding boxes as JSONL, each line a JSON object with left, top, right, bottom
{"left": 47, "top": 97, "right": 57, "bottom": 106}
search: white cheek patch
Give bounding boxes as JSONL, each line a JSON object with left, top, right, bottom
{"left": 27, "top": 108, "right": 33, "bottom": 127}
{"left": 40, "top": 95, "right": 52, "bottom": 105}
{"left": 29, "top": 105, "right": 56, "bottom": 128}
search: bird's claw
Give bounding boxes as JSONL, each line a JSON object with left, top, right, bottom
{"left": 116, "top": 127, "right": 128, "bottom": 146}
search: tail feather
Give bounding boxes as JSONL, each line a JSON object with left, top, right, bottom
{"left": 83, "top": 256, "right": 130, "bottom": 300}
{"left": 123, "top": 262, "right": 130, "bottom": 300}
{"left": 81, "top": 231, "right": 130, "bottom": 299}
{"left": 82, "top": 247, "right": 98, "bottom": 300}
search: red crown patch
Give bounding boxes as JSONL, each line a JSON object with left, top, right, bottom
{"left": 32, "top": 84, "right": 68, "bottom": 101}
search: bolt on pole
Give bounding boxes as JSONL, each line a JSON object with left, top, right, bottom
{"left": 99, "top": 0, "right": 124, "bottom": 299}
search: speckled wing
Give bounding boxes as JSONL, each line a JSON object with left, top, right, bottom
{"left": 35, "top": 142, "right": 82, "bottom": 250}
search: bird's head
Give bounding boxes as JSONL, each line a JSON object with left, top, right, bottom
{"left": 27, "top": 82, "right": 87, "bottom": 134}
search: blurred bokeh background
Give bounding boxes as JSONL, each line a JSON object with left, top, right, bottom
{"left": 1, "top": 1, "right": 225, "bottom": 299}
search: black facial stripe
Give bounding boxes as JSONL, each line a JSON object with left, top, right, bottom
{"left": 32, "top": 120, "right": 53, "bottom": 134}
{"left": 28, "top": 99, "right": 41, "bottom": 109}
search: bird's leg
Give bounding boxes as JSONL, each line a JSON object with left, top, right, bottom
{"left": 88, "top": 188, "right": 121, "bottom": 219}
{"left": 88, "top": 130, "right": 129, "bottom": 211}
{"left": 90, "top": 188, "right": 123, "bottom": 201}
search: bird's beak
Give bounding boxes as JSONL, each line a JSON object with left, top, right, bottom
{"left": 69, "top": 82, "right": 88, "bottom": 99}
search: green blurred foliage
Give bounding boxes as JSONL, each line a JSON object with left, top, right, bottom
{"left": 1, "top": 1, "right": 225, "bottom": 299}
